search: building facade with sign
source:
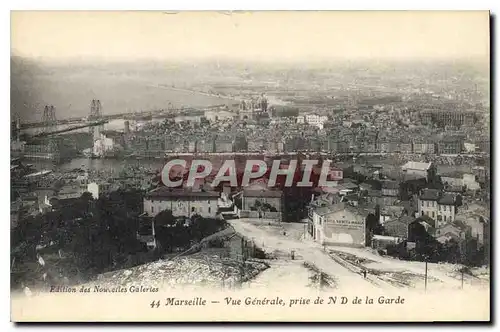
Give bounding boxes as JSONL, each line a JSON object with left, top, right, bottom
{"left": 309, "top": 202, "right": 366, "bottom": 247}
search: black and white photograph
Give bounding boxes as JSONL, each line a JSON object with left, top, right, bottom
{"left": 9, "top": 10, "right": 490, "bottom": 322}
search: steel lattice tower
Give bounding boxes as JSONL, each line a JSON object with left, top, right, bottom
{"left": 89, "top": 99, "right": 104, "bottom": 140}
{"left": 11, "top": 113, "right": 21, "bottom": 142}
{"left": 89, "top": 99, "right": 102, "bottom": 119}
{"left": 40, "top": 105, "right": 57, "bottom": 135}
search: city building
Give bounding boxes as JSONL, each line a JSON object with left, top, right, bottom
{"left": 57, "top": 184, "right": 84, "bottom": 200}
{"left": 264, "top": 140, "right": 282, "bottom": 154}
{"left": 324, "top": 138, "right": 350, "bottom": 153}
{"left": 435, "top": 223, "right": 467, "bottom": 244}
{"left": 187, "top": 140, "right": 197, "bottom": 153}
{"left": 417, "top": 189, "right": 440, "bottom": 219}
{"left": 463, "top": 173, "right": 481, "bottom": 191}
{"left": 164, "top": 137, "right": 177, "bottom": 153}
{"left": 305, "top": 113, "right": 328, "bottom": 129}
{"left": 437, "top": 136, "right": 464, "bottom": 155}
{"left": 93, "top": 133, "right": 115, "bottom": 157}
{"left": 420, "top": 110, "right": 477, "bottom": 127}
{"left": 412, "top": 139, "right": 436, "bottom": 154}
{"left": 247, "top": 138, "right": 265, "bottom": 152}
{"left": 455, "top": 202, "right": 490, "bottom": 263}
{"left": 384, "top": 216, "right": 414, "bottom": 239}
{"left": 400, "top": 138, "right": 413, "bottom": 154}
{"left": 436, "top": 193, "right": 457, "bottom": 226}
{"left": 379, "top": 205, "right": 404, "bottom": 225}
{"left": 214, "top": 135, "right": 234, "bottom": 153}
{"left": 204, "top": 110, "right": 236, "bottom": 122}
{"left": 464, "top": 142, "right": 477, "bottom": 153}
{"left": 143, "top": 187, "right": 219, "bottom": 218}
{"left": 238, "top": 96, "right": 268, "bottom": 121}
{"left": 174, "top": 115, "right": 202, "bottom": 124}
{"left": 87, "top": 182, "right": 112, "bottom": 199}
{"left": 417, "top": 189, "right": 458, "bottom": 227}
{"left": 475, "top": 139, "right": 490, "bottom": 153}
{"left": 455, "top": 212, "right": 489, "bottom": 246}
{"left": 441, "top": 172, "right": 481, "bottom": 192}
{"left": 407, "top": 218, "right": 436, "bottom": 245}
{"left": 241, "top": 188, "right": 283, "bottom": 213}
{"left": 371, "top": 234, "right": 403, "bottom": 250}
{"left": 309, "top": 202, "right": 366, "bottom": 247}
{"left": 128, "top": 135, "right": 148, "bottom": 156}
{"left": 196, "top": 138, "right": 215, "bottom": 153}
{"left": 381, "top": 180, "right": 399, "bottom": 206}
{"left": 401, "top": 161, "right": 437, "bottom": 181}
{"left": 472, "top": 166, "right": 488, "bottom": 184}
{"left": 23, "top": 137, "right": 76, "bottom": 161}
{"left": 75, "top": 173, "right": 89, "bottom": 191}
{"left": 365, "top": 189, "right": 383, "bottom": 206}
{"left": 440, "top": 172, "right": 464, "bottom": 188}
{"left": 233, "top": 135, "right": 248, "bottom": 152}
{"left": 145, "top": 136, "right": 165, "bottom": 158}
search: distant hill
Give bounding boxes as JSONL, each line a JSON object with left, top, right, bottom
{"left": 10, "top": 56, "right": 489, "bottom": 122}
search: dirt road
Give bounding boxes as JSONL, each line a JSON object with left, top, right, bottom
{"left": 229, "top": 219, "right": 384, "bottom": 291}
{"left": 230, "top": 218, "right": 489, "bottom": 293}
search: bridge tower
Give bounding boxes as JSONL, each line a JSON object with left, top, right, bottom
{"left": 89, "top": 99, "right": 104, "bottom": 140}
{"left": 40, "top": 105, "right": 57, "bottom": 135}
{"left": 11, "top": 113, "right": 21, "bottom": 142}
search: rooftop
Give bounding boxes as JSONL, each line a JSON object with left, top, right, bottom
{"left": 438, "top": 193, "right": 456, "bottom": 206}
{"left": 419, "top": 189, "right": 441, "bottom": 201}
{"left": 366, "top": 189, "right": 382, "bottom": 197}
{"left": 398, "top": 216, "right": 415, "bottom": 224}
{"left": 242, "top": 188, "right": 283, "bottom": 198}
{"left": 401, "top": 161, "right": 433, "bottom": 171}
{"left": 372, "top": 235, "right": 401, "bottom": 241}
{"left": 440, "top": 170, "right": 465, "bottom": 178}
{"left": 339, "top": 182, "right": 359, "bottom": 190}
{"left": 382, "top": 180, "right": 399, "bottom": 190}
{"left": 437, "top": 223, "right": 461, "bottom": 232}
{"left": 313, "top": 203, "right": 344, "bottom": 216}
{"left": 343, "top": 194, "right": 360, "bottom": 201}
{"left": 313, "top": 202, "right": 369, "bottom": 218}
{"left": 444, "top": 185, "right": 463, "bottom": 193}
{"left": 402, "top": 173, "right": 428, "bottom": 181}
{"left": 146, "top": 187, "right": 219, "bottom": 199}
{"left": 389, "top": 215, "right": 415, "bottom": 225}
{"left": 414, "top": 215, "right": 436, "bottom": 228}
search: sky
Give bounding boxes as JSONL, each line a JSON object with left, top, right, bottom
{"left": 11, "top": 11, "right": 490, "bottom": 62}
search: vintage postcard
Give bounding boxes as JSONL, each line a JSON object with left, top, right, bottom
{"left": 10, "top": 11, "right": 490, "bottom": 322}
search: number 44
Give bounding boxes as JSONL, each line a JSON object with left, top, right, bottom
{"left": 150, "top": 300, "right": 161, "bottom": 308}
